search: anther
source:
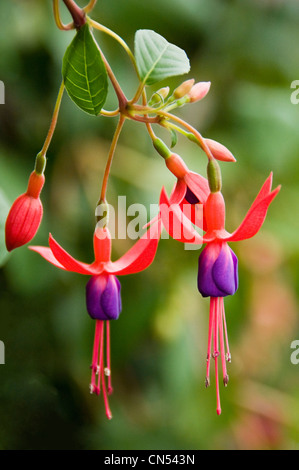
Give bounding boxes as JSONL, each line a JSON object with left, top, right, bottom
{"left": 226, "top": 353, "right": 232, "bottom": 363}
{"left": 223, "top": 375, "right": 229, "bottom": 387}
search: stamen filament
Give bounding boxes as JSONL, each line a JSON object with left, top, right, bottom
{"left": 218, "top": 298, "right": 228, "bottom": 386}
{"left": 90, "top": 319, "right": 102, "bottom": 392}
{"left": 96, "top": 320, "right": 105, "bottom": 393}
{"left": 105, "top": 321, "right": 113, "bottom": 395}
{"left": 214, "top": 300, "right": 221, "bottom": 416}
{"left": 222, "top": 300, "right": 231, "bottom": 363}
{"left": 101, "top": 364, "right": 113, "bottom": 420}
{"left": 206, "top": 297, "right": 216, "bottom": 387}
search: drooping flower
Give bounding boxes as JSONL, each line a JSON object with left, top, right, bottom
{"left": 151, "top": 141, "right": 210, "bottom": 242}
{"left": 30, "top": 219, "right": 161, "bottom": 419}
{"left": 159, "top": 170, "right": 280, "bottom": 414}
{"left": 5, "top": 171, "right": 45, "bottom": 252}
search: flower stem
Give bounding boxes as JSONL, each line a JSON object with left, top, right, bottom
{"left": 88, "top": 18, "right": 139, "bottom": 78}
{"left": 53, "top": 0, "right": 74, "bottom": 30}
{"left": 158, "top": 110, "right": 214, "bottom": 161}
{"left": 100, "top": 115, "right": 126, "bottom": 202}
{"left": 62, "top": 0, "right": 86, "bottom": 28}
{"left": 38, "top": 81, "right": 65, "bottom": 160}
{"left": 91, "top": 32, "right": 127, "bottom": 110}
{"left": 84, "top": 0, "right": 97, "bottom": 14}
{"left": 131, "top": 81, "right": 146, "bottom": 105}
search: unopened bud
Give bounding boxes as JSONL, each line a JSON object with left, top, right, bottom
{"left": 205, "top": 138, "right": 236, "bottom": 163}
{"left": 149, "top": 87, "right": 170, "bottom": 105}
{"left": 173, "top": 79, "right": 195, "bottom": 99}
{"left": 188, "top": 81, "right": 211, "bottom": 103}
{"left": 165, "top": 153, "right": 189, "bottom": 179}
{"left": 5, "top": 171, "right": 45, "bottom": 251}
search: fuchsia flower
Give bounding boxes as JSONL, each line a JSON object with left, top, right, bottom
{"left": 159, "top": 172, "right": 280, "bottom": 415}
{"left": 150, "top": 150, "right": 210, "bottom": 241}
{"left": 30, "top": 219, "right": 161, "bottom": 419}
{"left": 5, "top": 171, "right": 45, "bottom": 252}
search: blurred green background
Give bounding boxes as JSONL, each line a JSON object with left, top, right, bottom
{"left": 0, "top": 0, "right": 298, "bottom": 450}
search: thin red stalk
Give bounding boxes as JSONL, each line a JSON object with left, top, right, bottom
{"left": 206, "top": 297, "right": 215, "bottom": 387}
{"left": 62, "top": 0, "right": 86, "bottom": 28}
{"left": 96, "top": 320, "right": 105, "bottom": 393}
{"left": 218, "top": 298, "right": 228, "bottom": 386}
{"left": 213, "top": 300, "right": 221, "bottom": 416}
{"left": 222, "top": 300, "right": 231, "bottom": 363}
{"left": 105, "top": 321, "right": 113, "bottom": 395}
{"left": 90, "top": 320, "right": 102, "bottom": 392}
{"left": 101, "top": 359, "right": 113, "bottom": 420}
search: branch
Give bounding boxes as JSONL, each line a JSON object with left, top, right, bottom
{"left": 62, "top": 0, "right": 86, "bottom": 28}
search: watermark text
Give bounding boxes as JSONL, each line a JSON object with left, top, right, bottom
{"left": 0, "top": 80, "right": 4, "bottom": 104}
{"left": 0, "top": 341, "right": 5, "bottom": 365}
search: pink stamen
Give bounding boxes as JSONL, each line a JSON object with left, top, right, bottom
{"left": 222, "top": 300, "right": 231, "bottom": 363}
{"left": 90, "top": 320, "right": 102, "bottom": 393}
{"left": 101, "top": 361, "right": 113, "bottom": 420}
{"left": 213, "top": 299, "right": 221, "bottom": 416}
{"left": 218, "top": 298, "right": 228, "bottom": 386}
{"left": 206, "top": 297, "right": 216, "bottom": 387}
{"left": 96, "top": 320, "right": 105, "bottom": 393}
{"left": 89, "top": 320, "right": 114, "bottom": 419}
{"left": 105, "top": 321, "right": 113, "bottom": 395}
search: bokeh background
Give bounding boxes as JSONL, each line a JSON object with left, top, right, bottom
{"left": 0, "top": 0, "right": 298, "bottom": 450}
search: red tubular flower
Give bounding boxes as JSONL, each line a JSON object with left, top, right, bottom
{"left": 30, "top": 219, "right": 161, "bottom": 419}
{"left": 5, "top": 171, "right": 45, "bottom": 252}
{"left": 159, "top": 173, "right": 280, "bottom": 415}
{"left": 157, "top": 152, "right": 210, "bottom": 241}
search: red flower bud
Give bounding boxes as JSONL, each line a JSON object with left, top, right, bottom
{"left": 165, "top": 153, "right": 189, "bottom": 179}
{"left": 5, "top": 171, "right": 45, "bottom": 252}
{"left": 205, "top": 138, "right": 236, "bottom": 163}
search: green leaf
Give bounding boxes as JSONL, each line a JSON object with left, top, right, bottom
{"left": 0, "top": 189, "right": 10, "bottom": 267}
{"left": 134, "top": 29, "right": 190, "bottom": 86}
{"left": 62, "top": 24, "right": 108, "bottom": 116}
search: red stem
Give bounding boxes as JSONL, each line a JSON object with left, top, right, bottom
{"left": 62, "top": 0, "right": 86, "bottom": 28}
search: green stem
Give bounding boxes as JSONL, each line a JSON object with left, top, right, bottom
{"left": 39, "top": 81, "right": 65, "bottom": 158}
{"left": 100, "top": 116, "right": 126, "bottom": 202}
{"left": 91, "top": 31, "right": 127, "bottom": 110}
{"left": 53, "top": 0, "right": 74, "bottom": 30}
{"left": 131, "top": 81, "right": 146, "bottom": 105}
{"left": 84, "top": 0, "right": 97, "bottom": 13}
{"left": 157, "top": 110, "right": 214, "bottom": 161}
{"left": 88, "top": 18, "right": 139, "bottom": 78}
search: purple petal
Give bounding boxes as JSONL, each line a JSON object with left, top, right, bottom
{"left": 212, "top": 245, "right": 238, "bottom": 296}
{"left": 86, "top": 275, "right": 122, "bottom": 321}
{"left": 101, "top": 276, "right": 122, "bottom": 320}
{"left": 197, "top": 243, "right": 238, "bottom": 298}
{"left": 197, "top": 244, "right": 224, "bottom": 297}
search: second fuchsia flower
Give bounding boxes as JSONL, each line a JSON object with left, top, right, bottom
{"left": 158, "top": 162, "right": 280, "bottom": 415}
{"left": 30, "top": 218, "right": 161, "bottom": 419}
